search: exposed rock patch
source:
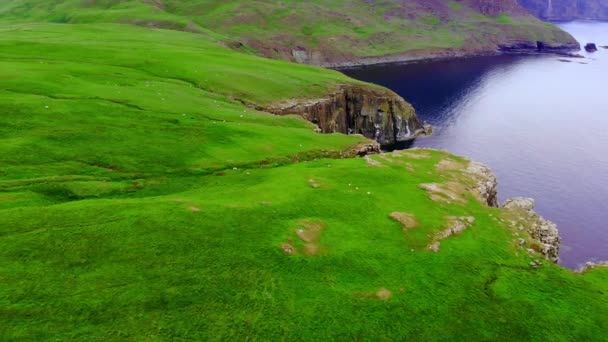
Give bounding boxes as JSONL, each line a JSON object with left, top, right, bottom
{"left": 348, "top": 141, "right": 381, "bottom": 157}
{"left": 281, "top": 243, "right": 296, "bottom": 255}
{"left": 264, "top": 85, "right": 428, "bottom": 145}
{"left": 428, "top": 216, "right": 476, "bottom": 252}
{"left": 503, "top": 197, "right": 560, "bottom": 263}
{"left": 464, "top": 161, "right": 499, "bottom": 207}
{"left": 576, "top": 261, "right": 608, "bottom": 273}
{"left": 503, "top": 197, "right": 535, "bottom": 211}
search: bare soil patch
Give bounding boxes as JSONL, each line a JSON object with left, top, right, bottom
{"left": 389, "top": 212, "right": 418, "bottom": 230}
{"left": 280, "top": 219, "right": 326, "bottom": 256}
{"left": 359, "top": 288, "right": 393, "bottom": 301}
{"left": 394, "top": 149, "right": 431, "bottom": 160}
{"left": 308, "top": 179, "right": 321, "bottom": 188}
{"left": 364, "top": 155, "right": 384, "bottom": 167}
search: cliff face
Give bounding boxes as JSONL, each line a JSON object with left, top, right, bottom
{"left": 265, "top": 85, "right": 427, "bottom": 146}
{"left": 503, "top": 198, "right": 561, "bottom": 262}
{"left": 519, "top": 0, "right": 608, "bottom": 20}
{"left": 464, "top": 160, "right": 499, "bottom": 207}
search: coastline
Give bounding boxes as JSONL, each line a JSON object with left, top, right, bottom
{"left": 325, "top": 46, "right": 582, "bottom": 70}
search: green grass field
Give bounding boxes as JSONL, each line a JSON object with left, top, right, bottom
{"left": 0, "top": 2, "right": 607, "bottom": 340}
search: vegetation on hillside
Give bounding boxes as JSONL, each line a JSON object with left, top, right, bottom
{"left": 0, "top": 0, "right": 577, "bottom": 65}
{"left": 0, "top": 2, "right": 606, "bottom": 340}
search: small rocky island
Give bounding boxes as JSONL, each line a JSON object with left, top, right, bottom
{"left": 585, "top": 43, "right": 598, "bottom": 52}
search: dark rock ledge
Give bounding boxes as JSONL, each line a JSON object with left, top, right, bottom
{"left": 264, "top": 85, "right": 430, "bottom": 145}
{"left": 498, "top": 40, "right": 582, "bottom": 58}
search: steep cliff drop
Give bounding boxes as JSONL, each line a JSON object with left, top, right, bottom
{"left": 264, "top": 85, "right": 430, "bottom": 146}
{"left": 503, "top": 197, "right": 561, "bottom": 263}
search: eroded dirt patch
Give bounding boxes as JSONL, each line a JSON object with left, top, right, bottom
{"left": 280, "top": 219, "right": 326, "bottom": 256}
{"left": 364, "top": 155, "right": 384, "bottom": 167}
{"left": 379, "top": 154, "right": 415, "bottom": 171}
{"left": 393, "top": 149, "right": 432, "bottom": 160}
{"left": 419, "top": 182, "right": 468, "bottom": 204}
{"left": 389, "top": 212, "right": 418, "bottom": 230}
{"left": 436, "top": 158, "right": 464, "bottom": 171}
{"left": 308, "top": 179, "right": 321, "bottom": 188}
{"left": 359, "top": 288, "right": 393, "bottom": 301}
{"left": 172, "top": 199, "right": 202, "bottom": 212}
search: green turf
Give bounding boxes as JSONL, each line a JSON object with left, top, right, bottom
{"left": 0, "top": 3, "right": 606, "bottom": 341}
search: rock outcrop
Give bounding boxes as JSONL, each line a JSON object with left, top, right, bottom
{"left": 464, "top": 161, "right": 499, "bottom": 207}
{"left": 265, "top": 85, "right": 428, "bottom": 145}
{"left": 576, "top": 261, "right": 608, "bottom": 273}
{"left": 585, "top": 43, "right": 598, "bottom": 52}
{"left": 503, "top": 197, "right": 561, "bottom": 262}
{"left": 498, "top": 40, "right": 581, "bottom": 55}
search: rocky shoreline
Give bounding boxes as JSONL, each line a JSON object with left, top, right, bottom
{"left": 577, "top": 261, "right": 608, "bottom": 273}
{"left": 325, "top": 43, "right": 581, "bottom": 69}
{"left": 413, "top": 149, "right": 563, "bottom": 264}
{"left": 502, "top": 197, "right": 561, "bottom": 263}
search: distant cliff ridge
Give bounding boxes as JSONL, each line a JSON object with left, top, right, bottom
{"left": 0, "top": 0, "right": 581, "bottom": 66}
{"left": 519, "top": 0, "right": 608, "bottom": 20}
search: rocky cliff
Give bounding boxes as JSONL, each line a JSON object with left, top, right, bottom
{"left": 418, "top": 151, "right": 560, "bottom": 262}
{"left": 264, "top": 85, "right": 428, "bottom": 146}
{"left": 503, "top": 197, "right": 561, "bottom": 262}
{"left": 519, "top": 0, "right": 608, "bottom": 20}
{"left": 465, "top": 160, "right": 499, "bottom": 207}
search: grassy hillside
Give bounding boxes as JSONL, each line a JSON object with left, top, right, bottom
{"left": 0, "top": 0, "right": 578, "bottom": 65}
{"left": 0, "top": 3, "right": 606, "bottom": 341}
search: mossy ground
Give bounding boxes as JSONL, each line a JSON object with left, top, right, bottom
{"left": 0, "top": 7, "right": 606, "bottom": 341}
